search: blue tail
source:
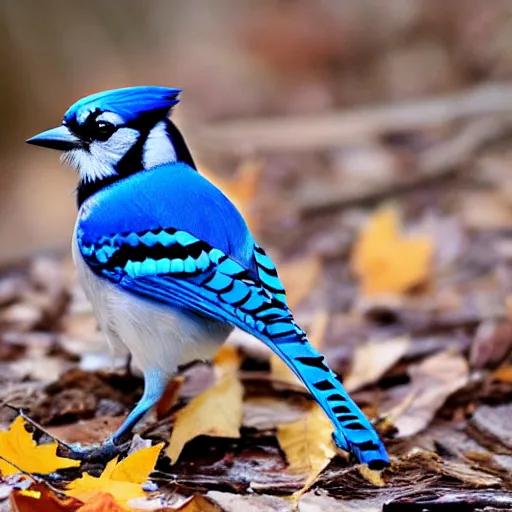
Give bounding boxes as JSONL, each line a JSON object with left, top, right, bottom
{"left": 267, "top": 333, "right": 389, "bottom": 469}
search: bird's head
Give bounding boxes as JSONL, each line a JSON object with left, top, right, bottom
{"left": 27, "top": 86, "right": 195, "bottom": 205}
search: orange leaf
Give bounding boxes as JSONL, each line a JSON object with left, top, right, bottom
{"left": 491, "top": 365, "right": 512, "bottom": 383}
{"left": 0, "top": 416, "right": 80, "bottom": 476}
{"left": 65, "top": 444, "right": 163, "bottom": 506}
{"left": 213, "top": 344, "right": 243, "bottom": 378}
{"left": 200, "top": 159, "right": 261, "bottom": 231}
{"left": 351, "top": 207, "right": 433, "bottom": 295}
{"left": 277, "top": 403, "right": 337, "bottom": 498}
{"left": 77, "top": 493, "right": 125, "bottom": 512}
{"left": 166, "top": 373, "right": 243, "bottom": 464}
{"left": 156, "top": 377, "right": 184, "bottom": 420}
{"left": 10, "top": 482, "right": 82, "bottom": 512}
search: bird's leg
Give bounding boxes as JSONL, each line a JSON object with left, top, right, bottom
{"left": 67, "top": 368, "right": 168, "bottom": 461}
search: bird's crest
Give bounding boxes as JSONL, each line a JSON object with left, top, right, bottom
{"left": 64, "top": 86, "right": 181, "bottom": 125}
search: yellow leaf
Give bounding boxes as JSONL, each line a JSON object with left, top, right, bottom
{"left": 110, "top": 443, "right": 164, "bottom": 484}
{"left": 0, "top": 416, "right": 80, "bottom": 476}
{"left": 200, "top": 159, "right": 261, "bottom": 231}
{"left": 351, "top": 207, "right": 433, "bottom": 295}
{"left": 166, "top": 373, "right": 243, "bottom": 464}
{"left": 65, "top": 444, "right": 163, "bottom": 506}
{"left": 271, "top": 310, "right": 329, "bottom": 388}
{"left": 277, "top": 404, "right": 337, "bottom": 498}
{"left": 358, "top": 464, "right": 386, "bottom": 487}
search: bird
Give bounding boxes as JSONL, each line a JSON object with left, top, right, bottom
{"left": 26, "top": 86, "right": 389, "bottom": 469}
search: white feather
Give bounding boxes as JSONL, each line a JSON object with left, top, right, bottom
{"left": 72, "top": 220, "right": 231, "bottom": 377}
{"left": 62, "top": 127, "right": 139, "bottom": 183}
{"left": 143, "top": 121, "right": 177, "bottom": 169}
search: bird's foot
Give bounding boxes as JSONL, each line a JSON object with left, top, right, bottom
{"left": 63, "top": 438, "right": 128, "bottom": 462}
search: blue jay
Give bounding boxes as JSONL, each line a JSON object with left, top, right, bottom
{"left": 27, "top": 87, "right": 389, "bottom": 469}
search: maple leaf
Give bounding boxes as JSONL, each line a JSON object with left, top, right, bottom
{"left": 166, "top": 373, "right": 243, "bottom": 464}
{"left": 0, "top": 416, "right": 80, "bottom": 477}
{"left": 65, "top": 444, "right": 163, "bottom": 507}
{"left": 277, "top": 403, "right": 337, "bottom": 498}
{"left": 351, "top": 207, "right": 434, "bottom": 295}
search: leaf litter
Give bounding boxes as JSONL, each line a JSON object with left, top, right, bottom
{"left": 3, "top": 76, "right": 512, "bottom": 512}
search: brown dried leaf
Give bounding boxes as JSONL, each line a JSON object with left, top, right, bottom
{"left": 344, "top": 336, "right": 410, "bottom": 392}
{"left": 385, "top": 350, "right": 469, "bottom": 437}
{"left": 166, "top": 373, "right": 244, "bottom": 464}
{"left": 175, "top": 495, "right": 224, "bottom": 511}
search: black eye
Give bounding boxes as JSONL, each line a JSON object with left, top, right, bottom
{"left": 94, "top": 121, "right": 116, "bottom": 141}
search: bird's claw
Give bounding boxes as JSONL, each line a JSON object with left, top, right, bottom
{"left": 63, "top": 438, "right": 128, "bottom": 462}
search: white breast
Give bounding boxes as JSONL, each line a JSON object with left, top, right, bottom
{"left": 72, "top": 221, "right": 232, "bottom": 378}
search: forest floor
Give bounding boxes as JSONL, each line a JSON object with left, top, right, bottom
{"left": 1, "top": 85, "right": 512, "bottom": 511}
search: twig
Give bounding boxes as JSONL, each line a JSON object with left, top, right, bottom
{"left": 2, "top": 403, "right": 75, "bottom": 452}
{"left": 197, "top": 84, "right": 512, "bottom": 153}
{"left": 298, "top": 116, "right": 512, "bottom": 217}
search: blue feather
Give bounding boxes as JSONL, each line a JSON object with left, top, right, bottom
{"left": 65, "top": 86, "right": 181, "bottom": 125}
{"left": 77, "top": 162, "right": 389, "bottom": 468}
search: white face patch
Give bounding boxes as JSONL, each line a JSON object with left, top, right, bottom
{"left": 62, "top": 127, "right": 139, "bottom": 183}
{"left": 96, "top": 112, "right": 125, "bottom": 125}
{"left": 142, "top": 121, "right": 177, "bottom": 170}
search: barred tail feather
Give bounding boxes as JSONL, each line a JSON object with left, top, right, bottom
{"left": 267, "top": 335, "right": 389, "bottom": 469}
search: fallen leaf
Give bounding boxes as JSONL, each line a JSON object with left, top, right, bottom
{"left": 10, "top": 482, "right": 82, "bottom": 512}
{"left": 166, "top": 373, "right": 244, "bottom": 464}
{"left": 200, "top": 159, "right": 262, "bottom": 231}
{"left": 207, "top": 491, "right": 291, "bottom": 512}
{"left": 243, "top": 396, "right": 309, "bottom": 430}
{"left": 156, "top": 377, "right": 184, "bottom": 420}
{"left": 277, "top": 255, "right": 322, "bottom": 310}
{"left": 351, "top": 207, "right": 434, "bottom": 295}
{"left": 357, "top": 464, "right": 385, "bottom": 487}
{"left": 277, "top": 403, "right": 337, "bottom": 498}
{"left": 176, "top": 495, "right": 223, "bottom": 511}
{"left": 271, "top": 310, "right": 329, "bottom": 388}
{"left": 77, "top": 492, "right": 125, "bottom": 512}
{"left": 344, "top": 336, "right": 410, "bottom": 392}
{"left": 213, "top": 344, "right": 243, "bottom": 378}
{"left": 110, "top": 443, "right": 163, "bottom": 484}
{"left": 470, "top": 320, "right": 512, "bottom": 369}
{"left": 491, "top": 365, "right": 512, "bottom": 383}
{"left": 0, "top": 416, "right": 80, "bottom": 476}
{"left": 384, "top": 350, "right": 469, "bottom": 437}
{"left": 65, "top": 444, "right": 163, "bottom": 506}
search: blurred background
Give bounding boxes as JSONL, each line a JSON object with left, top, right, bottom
{"left": 2, "top": 0, "right": 512, "bottom": 258}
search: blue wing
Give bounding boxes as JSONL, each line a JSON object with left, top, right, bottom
{"left": 77, "top": 163, "right": 389, "bottom": 468}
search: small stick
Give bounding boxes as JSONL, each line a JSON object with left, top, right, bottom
{"left": 2, "top": 403, "right": 75, "bottom": 452}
